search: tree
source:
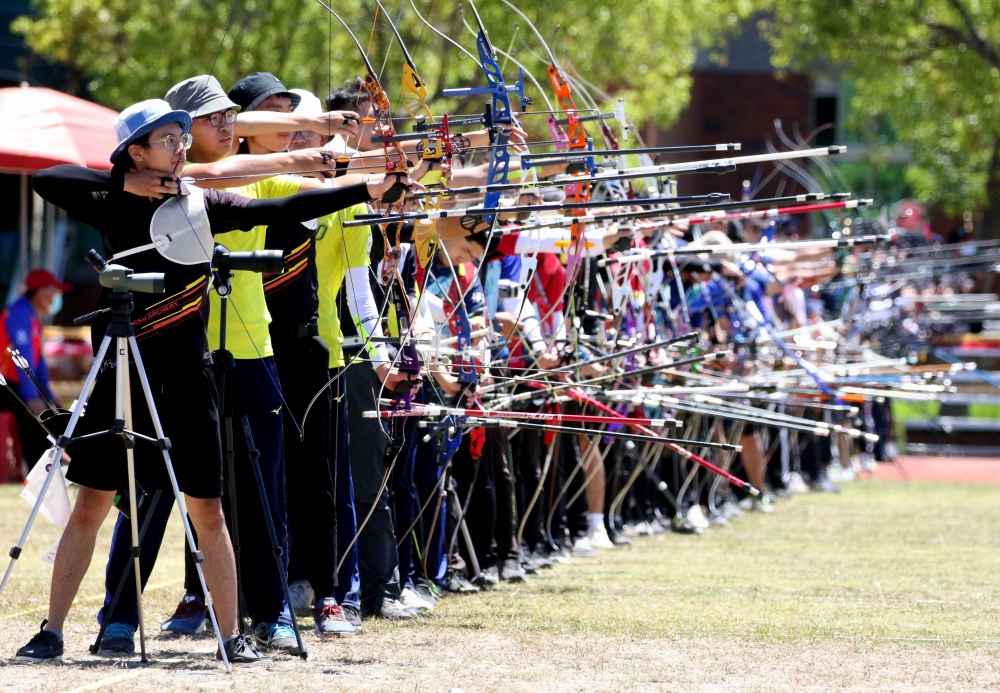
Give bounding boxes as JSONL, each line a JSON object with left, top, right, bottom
{"left": 11, "top": 0, "right": 755, "bottom": 139}
{"left": 757, "top": 0, "right": 1000, "bottom": 238}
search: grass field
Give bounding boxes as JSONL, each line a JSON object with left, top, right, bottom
{"left": 0, "top": 479, "right": 998, "bottom": 691}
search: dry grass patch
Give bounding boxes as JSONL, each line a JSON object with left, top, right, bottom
{"left": 0, "top": 479, "right": 998, "bottom": 691}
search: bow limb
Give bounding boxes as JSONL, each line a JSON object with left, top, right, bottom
{"left": 456, "top": 13, "right": 555, "bottom": 113}
{"left": 373, "top": 0, "right": 435, "bottom": 121}
{"left": 408, "top": 0, "right": 481, "bottom": 67}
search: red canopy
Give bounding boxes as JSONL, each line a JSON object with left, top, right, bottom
{"left": 0, "top": 85, "right": 118, "bottom": 172}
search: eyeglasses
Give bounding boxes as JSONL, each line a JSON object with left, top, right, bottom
{"left": 148, "top": 132, "right": 193, "bottom": 152}
{"left": 293, "top": 130, "right": 322, "bottom": 141}
{"left": 198, "top": 109, "right": 238, "bottom": 128}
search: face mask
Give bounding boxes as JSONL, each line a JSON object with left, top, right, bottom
{"left": 48, "top": 293, "right": 62, "bottom": 316}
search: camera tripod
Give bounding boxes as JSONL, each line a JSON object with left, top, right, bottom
{"left": 211, "top": 244, "right": 308, "bottom": 659}
{"left": 0, "top": 251, "right": 232, "bottom": 670}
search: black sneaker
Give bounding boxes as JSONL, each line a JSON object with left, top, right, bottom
{"left": 501, "top": 557, "right": 527, "bottom": 583}
{"left": 341, "top": 603, "right": 363, "bottom": 629}
{"left": 217, "top": 634, "right": 270, "bottom": 665}
{"left": 15, "top": 621, "right": 64, "bottom": 663}
{"left": 366, "top": 598, "right": 418, "bottom": 620}
{"left": 413, "top": 580, "right": 438, "bottom": 603}
{"left": 97, "top": 622, "right": 135, "bottom": 655}
{"left": 441, "top": 569, "right": 478, "bottom": 594}
{"left": 528, "top": 549, "right": 555, "bottom": 569}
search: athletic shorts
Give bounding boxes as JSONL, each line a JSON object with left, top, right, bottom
{"left": 64, "top": 363, "right": 224, "bottom": 499}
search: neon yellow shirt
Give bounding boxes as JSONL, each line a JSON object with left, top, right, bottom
{"left": 208, "top": 175, "right": 302, "bottom": 359}
{"left": 316, "top": 203, "right": 373, "bottom": 368}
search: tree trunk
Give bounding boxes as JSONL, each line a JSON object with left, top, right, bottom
{"left": 981, "top": 135, "right": 1000, "bottom": 241}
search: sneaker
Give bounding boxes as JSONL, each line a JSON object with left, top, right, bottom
{"left": 720, "top": 500, "right": 743, "bottom": 520}
{"left": 528, "top": 549, "right": 555, "bottom": 568}
{"left": 441, "top": 570, "right": 478, "bottom": 594}
{"left": 590, "top": 523, "right": 615, "bottom": 549}
{"left": 737, "top": 497, "right": 754, "bottom": 512}
{"left": 500, "top": 557, "right": 527, "bottom": 582}
{"left": 161, "top": 593, "right": 207, "bottom": 634}
{"left": 98, "top": 622, "right": 135, "bottom": 655}
{"left": 14, "top": 621, "right": 63, "bottom": 663}
{"left": 685, "top": 505, "right": 711, "bottom": 530}
{"left": 400, "top": 586, "right": 435, "bottom": 612}
{"left": 253, "top": 622, "right": 301, "bottom": 654}
{"left": 370, "top": 598, "right": 419, "bottom": 620}
{"left": 571, "top": 536, "right": 595, "bottom": 558}
{"left": 810, "top": 475, "right": 841, "bottom": 494}
{"left": 670, "top": 514, "right": 703, "bottom": 535}
{"left": 751, "top": 495, "right": 775, "bottom": 513}
{"left": 708, "top": 511, "right": 730, "bottom": 527}
{"left": 414, "top": 580, "right": 439, "bottom": 603}
{"left": 288, "top": 580, "right": 315, "bottom": 615}
{"left": 475, "top": 565, "right": 500, "bottom": 589}
{"left": 341, "top": 603, "right": 363, "bottom": 628}
{"left": 548, "top": 544, "right": 572, "bottom": 564}
{"left": 786, "top": 471, "right": 810, "bottom": 494}
{"left": 313, "top": 598, "right": 356, "bottom": 638}
{"left": 610, "top": 531, "right": 633, "bottom": 546}
{"left": 217, "top": 633, "right": 270, "bottom": 665}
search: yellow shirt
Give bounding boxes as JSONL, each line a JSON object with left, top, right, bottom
{"left": 316, "top": 203, "right": 373, "bottom": 368}
{"left": 208, "top": 176, "right": 302, "bottom": 359}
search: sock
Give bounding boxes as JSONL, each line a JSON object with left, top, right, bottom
{"left": 222, "top": 634, "right": 238, "bottom": 646}
{"left": 587, "top": 512, "right": 604, "bottom": 534}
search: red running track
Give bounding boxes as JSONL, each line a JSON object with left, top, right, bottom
{"left": 869, "top": 456, "right": 1000, "bottom": 484}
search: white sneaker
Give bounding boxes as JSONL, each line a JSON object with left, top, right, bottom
{"left": 720, "top": 500, "right": 743, "bottom": 520}
{"left": 752, "top": 496, "right": 774, "bottom": 513}
{"left": 590, "top": 523, "right": 615, "bottom": 549}
{"left": 737, "top": 497, "right": 754, "bottom": 512}
{"left": 685, "top": 505, "right": 711, "bottom": 530}
{"left": 571, "top": 536, "right": 595, "bottom": 558}
{"left": 288, "top": 580, "right": 314, "bottom": 615}
{"left": 400, "top": 586, "right": 435, "bottom": 612}
{"left": 827, "top": 464, "right": 855, "bottom": 483}
{"left": 786, "top": 471, "right": 809, "bottom": 494}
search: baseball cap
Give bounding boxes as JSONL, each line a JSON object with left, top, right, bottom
{"left": 110, "top": 99, "right": 193, "bottom": 163}
{"left": 228, "top": 72, "right": 301, "bottom": 113}
{"left": 25, "top": 269, "right": 69, "bottom": 293}
{"left": 166, "top": 75, "right": 241, "bottom": 118}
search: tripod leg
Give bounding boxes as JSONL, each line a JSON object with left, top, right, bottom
{"left": 458, "top": 516, "right": 481, "bottom": 581}
{"left": 235, "top": 410, "right": 308, "bottom": 659}
{"left": 128, "top": 338, "right": 231, "bottom": 673}
{"left": 118, "top": 339, "right": 148, "bottom": 663}
{"left": 90, "top": 489, "right": 162, "bottom": 654}
{"left": 0, "top": 334, "right": 113, "bottom": 598}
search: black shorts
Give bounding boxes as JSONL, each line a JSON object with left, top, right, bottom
{"left": 64, "top": 363, "right": 224, "bottom": 499}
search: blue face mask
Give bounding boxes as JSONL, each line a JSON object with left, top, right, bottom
{"left": 48, "top": 293, "right": 63, "bottom": 316}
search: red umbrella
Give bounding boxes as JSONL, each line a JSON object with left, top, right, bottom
{"left": 0, "top": 84, "right": 118, "bottom": 172}
{"left": 0, "top": 85, "right": 119, "bottom": 283}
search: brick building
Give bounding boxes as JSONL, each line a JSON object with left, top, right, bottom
{"left": 645, "top": 24, "right": 837, "bottom": 230}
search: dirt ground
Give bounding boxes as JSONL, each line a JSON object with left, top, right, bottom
{"left": 0, "top": 478, "right": 998, "bottom": 692}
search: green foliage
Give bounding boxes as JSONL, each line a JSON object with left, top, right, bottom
{"left": 11, "top": 0, "right": 755, "bottom": 136}
{"left": 757, "top": 0, "right": 1000, "bottom": 223}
